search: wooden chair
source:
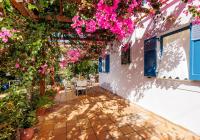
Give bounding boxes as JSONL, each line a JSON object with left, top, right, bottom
{"left": 75, "top": 80, "right": 88, "bottom": 96}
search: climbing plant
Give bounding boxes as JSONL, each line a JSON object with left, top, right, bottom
{"left": 0, "top": 0, "right": 200, "bottom": 94}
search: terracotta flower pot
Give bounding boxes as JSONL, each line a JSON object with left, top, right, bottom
{"left": 36, "top": 107, "right": 46, "bottom": 116}
{"left": 20, "top": 128, "right": 34, "bottom": 140}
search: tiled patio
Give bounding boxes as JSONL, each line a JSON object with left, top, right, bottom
{"left": 33, "top": 87, "right": 200, "bottom": 140}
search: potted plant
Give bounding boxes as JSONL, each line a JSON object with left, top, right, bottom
{"left": 0, "top": 124, "right": 16, "bottom": 140}
{"left": 0, "top": 89, "right": 37, "bottom": 140}
{"left": 19, "top": 110, "right": 37, "bottom": 140}
{"left": 35, "top": 96, "right": 54, "bottom": 116}
{"left": 45, "top": 89, "right": 57, "bottom": 99}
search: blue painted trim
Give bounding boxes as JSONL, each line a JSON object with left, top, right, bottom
{"left": 189, "top": 24, "right": 200, "bottom": 80}
{"left": 189, "top": 23, "right": 193, "bottom": 80}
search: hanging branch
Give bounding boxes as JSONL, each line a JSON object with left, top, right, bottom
{"left": 59, "top": 0, "right": 63, "bottom": 15}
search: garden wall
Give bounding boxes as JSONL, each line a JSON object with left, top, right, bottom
{"left": 99, "top": 0, "right": 200, "bottom": 135}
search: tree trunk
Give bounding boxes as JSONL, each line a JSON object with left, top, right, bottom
{"left": 50, "top": 67, "right": 55, "bottom": 87}
{"left": 40, "top": 74, "right": 45, "bottom": 96}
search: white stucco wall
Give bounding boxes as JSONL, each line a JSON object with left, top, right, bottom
{"left": 99, "top": 0, "right": 200, "bottom": 135}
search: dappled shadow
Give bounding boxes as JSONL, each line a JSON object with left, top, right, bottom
{"left": 33, "top": 87, "right": 200, "bottom": 140}
{"left": 100, "top": 0, "right": 200, "bottom": 103}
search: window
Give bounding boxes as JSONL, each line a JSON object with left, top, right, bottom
{"left": 98, "top": 54, "right": 110, "bottom": 73}
{"left": 157, "top": 26, "right": 190, "bottom": 80}
{"left": 144, "top": 37, "right": 157, "bottom": 77}
{"left": 121, "top": 43, "right": 131, "bottom": 65}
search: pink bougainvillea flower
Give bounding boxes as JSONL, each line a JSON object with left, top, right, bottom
{"left": 15, "top": 63, "right": 20, "bottom": 69}
{"left": 86, "top": 19, "right": 97, "bottom": 33}
{"left": 192, "top": 18, "right": 200, "bottom": 25}
{"left": 38, "top": 64, "right": 48, "bottom": 74}
{"left": 59, "top": 60, "right": 68, "bottom": 68}
{"left": 0, "top": 28, "right": 14, "bottom": 43}
{"left": 67, "top": 49, "right": 81, "bottom": 63}
{"left": 75, "top": 27, "right": 83, "bottom": 36}
{"left": 2, "top": 37, "right": 8, "bottom": 43}
{"left": 72, "top": 15, "right": 80, "bottom": 22}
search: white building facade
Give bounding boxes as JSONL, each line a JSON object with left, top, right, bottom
{"left": 99, "top": 0, "right": 200, "bottom": 135}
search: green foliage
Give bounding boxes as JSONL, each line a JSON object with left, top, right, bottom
{"left": 35, "top": 96, "right": 54, "bottom": 109}
{"left": 28, "top": 3, "right": 38, "bottom": 11}
{"left": 58, "top": 68, "right": 73, "bottom": 81}
{"left": 1, "top": 0, "right": 13, "bottom": 13}
{"left": 0, "top": 124, "right": 15, "bottom": 140}
{"left": 70, "top": 60, "right": 98, "bottom": 78}
{"left": 63, "top": 2, "right": 78, "bottom": 18}
{"left": 188, "top": 6, "right": 200, "bottom": 18}
{"left": 45, "top": 89, "right": 56, "bottom": 97}
{"left": 0, "top": 10, "right": 62, "bottom": 90}
{"left": 0, "top": 88, "right": 37, "bottom": 139}
{"left": 22, "top": 110, "right": 37, "bottom": 129}
{"left": 25, "top": 0, "right": 77, "bottom": 18}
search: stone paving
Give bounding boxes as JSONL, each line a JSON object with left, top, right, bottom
{"left": 33, "top": 87, "right": 200, "bottom": 140}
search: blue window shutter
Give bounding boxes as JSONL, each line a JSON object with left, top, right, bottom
{"left": 105, "top": 55, "right": 110, "bottom": 73}
{"left": 144, "top": 37, "right": 157, "bottom": 77}
{"left": 98, "top": 57, "right": 102, "bottom": 73}
{"left": 190, "top": 39, "right": 200, "bottom": 80}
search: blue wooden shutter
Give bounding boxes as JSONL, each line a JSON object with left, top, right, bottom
{"left": 105, "top": 55, "right": 110, "bottom": 73}
{"left": 144, "top": 37, "right": 157, "bottom": 77}
{"left": 98, "top": 57, "right": 102, "bottom": 73}
{"left": 190, "top": 39, "right": 200, "bottom": 80}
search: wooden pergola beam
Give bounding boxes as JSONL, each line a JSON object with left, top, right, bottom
{"left": 10, "top": 0, "right": 29, "bottom": 17}
{"left": 11, "top": 0, "right": 72, "bottom": 23}
{"left": 10, "top": 0, "right": 112, "bottom": 41}
{"left": 52, "top": 37, "right": 111, "bottom": 42}
{"left": 45, "top": 15, "right": 72, "bottom": 23}
{"left": 59, "top": 0, "right": 63, "bottom": 15}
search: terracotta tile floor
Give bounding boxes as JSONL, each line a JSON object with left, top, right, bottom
{"left": 33, "top": 87, "right": 200, "bottom": 140}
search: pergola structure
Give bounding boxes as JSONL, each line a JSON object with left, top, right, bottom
{"left": 9, "top": 0, "right": 114, "bottom": 43}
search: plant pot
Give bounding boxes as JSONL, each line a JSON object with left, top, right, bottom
{"left": 36, "top": 107, "right": 46, "bottom": 116}
{"left": 20, "top": 128, "right": 34, "bottom": 140}
{"left": 57, "top": 86, "right": 61, "bottom": 92}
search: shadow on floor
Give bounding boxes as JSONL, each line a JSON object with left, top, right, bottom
{"left": 33, "top": 86, "right": 200, "bottom": 140}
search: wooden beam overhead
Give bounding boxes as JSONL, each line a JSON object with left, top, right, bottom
{"left": 46, "top": 15, "right": 72, "bottom": 23}
{"left": 11, "top": 0, "right": 72, "bottom": 23}
{"left": 59, "top": 0, "right": 63, "bottom": 15}
{"left": 65, "top": 0, "right": 81, "bottom": 3}
{"left": 10, "top": 0, "right": 112, "bottom": 41}
{"left": 10, "top": 0, "right": 29, "bottom": 17}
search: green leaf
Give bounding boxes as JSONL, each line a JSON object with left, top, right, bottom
{"left": 28, "top": 3, "right": 38, "bottom": 11}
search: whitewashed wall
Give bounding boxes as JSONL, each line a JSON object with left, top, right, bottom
{"left": 99, "top": 0, "right": 200, "bottom": 135}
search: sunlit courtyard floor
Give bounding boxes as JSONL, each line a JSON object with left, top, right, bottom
{"left": 33, "top": 87, "right": 200, "bottom": 140}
